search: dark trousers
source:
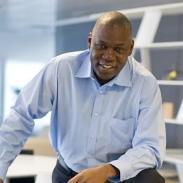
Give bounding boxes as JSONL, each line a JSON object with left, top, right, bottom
{"left": 52, "top": 160, "right": 165, "bottom": 183}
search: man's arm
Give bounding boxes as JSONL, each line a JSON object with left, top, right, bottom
{"left": 0, "top": 178, "right": 3, "bottom": 183}
{"left": 0, "top": 59, "right": 58, "bottom": 180}
{"left": 110, "top": 76, "right": 166, "bottom": 181}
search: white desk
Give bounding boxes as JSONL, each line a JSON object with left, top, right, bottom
{"left": 6, "top": 155, "right": 56, "bottom": 183}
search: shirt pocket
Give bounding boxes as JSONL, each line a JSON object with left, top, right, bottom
{"left": 108, "top": 117, "right": 135, "bottom": 154}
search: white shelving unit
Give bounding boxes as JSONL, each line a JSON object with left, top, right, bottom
{"left": 137, "top": 41, "right": 183, "bottom": 49}
{"left": 130, "top": 3, "right": 183, "bottom": 182}
{"left": 166, "top": 118, "right": 183, "bottom": 125}
{"left": 158, "top": 80, "right": 183, "bottom": 86}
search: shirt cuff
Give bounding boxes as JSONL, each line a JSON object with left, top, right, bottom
{"left": 110, "top": 159, "right": 133, "bottom": 182}
{"left": 0, "top": 163, "right": 9, "bottom": 181}
{"left": 107, "top": 175, "right": 121, "bottom": 183}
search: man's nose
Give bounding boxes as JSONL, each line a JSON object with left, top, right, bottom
{"left": 102, "top": 48, "right": 115, "bottom": 61}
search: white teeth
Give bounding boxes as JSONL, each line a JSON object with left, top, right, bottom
{"left": 101, "top": 65, "right": 112, "bottom": 69}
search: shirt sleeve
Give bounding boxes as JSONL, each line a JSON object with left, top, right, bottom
{"left": 110, "top": 75, "right": 166, "bottom": 182}
{"left": 0, "top": 58, "right": 58, "bottom": 180}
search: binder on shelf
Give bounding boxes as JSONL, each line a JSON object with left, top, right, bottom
{"left": 163, "top": 102, "right": 174, "bottom": 119}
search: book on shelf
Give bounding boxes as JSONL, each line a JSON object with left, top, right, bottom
{"left": 163, "top": 102, "right": 174, "bottom": 119}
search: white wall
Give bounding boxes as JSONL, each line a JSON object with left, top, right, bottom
{"left": 0, "top": 29, "right": 55, "bottom": 62}
{"left": 0, "top": 28, "right": 55, "bottom": 122}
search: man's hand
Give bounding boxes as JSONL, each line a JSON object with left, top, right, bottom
{"left": 0, "top": 178, "right": 3, "bottom": 183}
{"left": 68, "top": 164, "right": 119, "bottom": 183}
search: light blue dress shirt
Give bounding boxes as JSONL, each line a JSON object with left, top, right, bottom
{"left": 0, "top": 50, "right": 165, "bottom": 181}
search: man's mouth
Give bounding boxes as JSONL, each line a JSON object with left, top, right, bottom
{"left": 99, "top": 64, "right": 114, "bottom": 69}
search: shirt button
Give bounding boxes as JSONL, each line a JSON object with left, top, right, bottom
{"left": 99, "top": 90, "right": 103, "bottom": 94}
{"left": 94, "top": 112, "right": 99, "bottom": 116}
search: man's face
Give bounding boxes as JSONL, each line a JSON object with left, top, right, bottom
{"left": 88, "top": 24, "right": 134, "bottom": 84}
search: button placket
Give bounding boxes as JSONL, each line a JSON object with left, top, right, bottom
{"left": 86, "top": 90, "right": 104, "bottom": 155}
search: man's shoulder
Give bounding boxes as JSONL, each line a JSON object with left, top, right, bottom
{"left": 54, "top": 50, "right": 89, "bottom": 64}
{"left": 130, "top": 57, "right": 155, "bottom": 79}
{"left": 129, "top": 57, "right": 158, "bottom": 86}
{"left": 48, "top": 50, "right": 90, "bottom": 76}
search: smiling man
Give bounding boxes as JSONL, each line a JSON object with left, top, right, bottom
{"left": 0, "top": 11, "right": 165, "bottom": 183}
{"left": 89, "top": 13, "right": 134, "bottom": 85}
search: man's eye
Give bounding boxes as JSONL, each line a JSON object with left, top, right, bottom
{"left": 114, "top": 47, "right": 123, "bottom": 53}
{"left": 95, "top": 44, "right": 106, "bottom": 49}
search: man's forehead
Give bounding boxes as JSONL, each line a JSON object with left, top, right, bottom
{"left": 95, "top": 19, "right": 123, "bottom": 30}
{"left": 93, "top": 23, "right": 129, "bottom": 36}
{"left": 93, "top": 11, "right": 132, "bottom": 37}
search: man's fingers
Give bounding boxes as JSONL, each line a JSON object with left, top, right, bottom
{"left": 68, "top": 174, "right": 82, "bottom": 183}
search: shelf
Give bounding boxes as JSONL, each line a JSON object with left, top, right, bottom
{"left": 136, "top": 41, "right": 183, "bottom": 49}
{"left": 165, "top": 118, "right": 183, "bottom": 125}
{"left": 55, "top": 2, "right": 183, "bottom": 26}
{"left": 158, "top": 80, "right": 183, "bottom": 86}
{"left": 165, "top": 149, "right": 183, "bottom": 164}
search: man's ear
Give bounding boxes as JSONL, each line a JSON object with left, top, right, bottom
{"left": 88, "top": 32, "right": 92, "bottom": 49}
{"left": 128, "top": 39, "right": 134, "bottom": 56}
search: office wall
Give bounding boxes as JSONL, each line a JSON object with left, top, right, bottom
{"left": 57, "top": 0, "right": 182, "bottom": 19}
{"left": 0, "top": 29, "right": 55, "bottom": 122}
{"left": 55, "top": 1, "right": 182, "bottom": 54}
{"left": 55, "top": 22, "right": 94, "bottom": 54}
{"left": 0, "top": 30, "right": 55, "bottom": 62}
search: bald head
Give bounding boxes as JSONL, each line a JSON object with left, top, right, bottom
{"left": 93, "top": 11, "right": 132, "bottom": 37}
{"left": 88, "top": 11, "right": 134, "bottom": 85}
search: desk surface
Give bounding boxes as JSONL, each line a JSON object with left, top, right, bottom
{"left": 7, "top": 155, "right": 57, "bottom": 178}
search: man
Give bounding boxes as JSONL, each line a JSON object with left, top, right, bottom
{"left": 0, "top": 11, "right": 165, "bottom": 183}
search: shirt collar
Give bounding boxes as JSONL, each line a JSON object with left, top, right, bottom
{"left": 75, "top": 52, "right": 92, "bottom": 78}
{"left": 75, "top": 52, "right": 132, "bottom": 87}
{"left": 111, "top": 58, "right": 132, "bottom": 87}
